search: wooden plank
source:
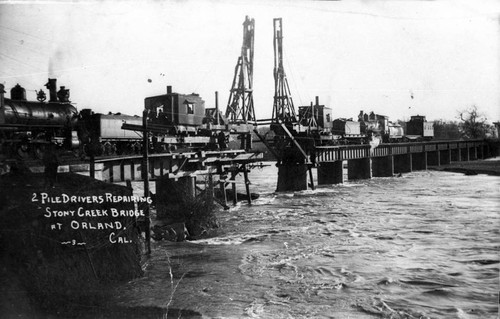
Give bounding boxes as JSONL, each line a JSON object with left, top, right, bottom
{"left": 280, "top": 123, "right": 309, "bottom": 161}
{"left": 167, "top": 169, "right": 213, "bottom": 179}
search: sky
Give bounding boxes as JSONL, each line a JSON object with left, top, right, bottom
{"left": 1, "top": 0, "right": 499, "bottom": 123}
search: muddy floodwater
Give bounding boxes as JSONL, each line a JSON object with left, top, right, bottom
{"left": 114, "top": 163, "right": 499, "bottom": 319}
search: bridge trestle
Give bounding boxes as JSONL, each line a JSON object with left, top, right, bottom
{"left": 315, "top": 139, "right": 492, "bottom": 186}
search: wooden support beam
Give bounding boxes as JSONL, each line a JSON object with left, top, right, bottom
{"left": 253, "top": 128, "right": 281, "bottom": 161}
{"left": 279, "top": 123, "right": 309, "bottom": 161}
{"left": 174, "top": 157, "right": 189, "bottom": 174}
{"left": 168, "top": 169, "right": 212, "bottom": 179}
{"left": 220, "top": 180, "right": 228, "bottom": 209}
{"left": 243, "top": 164, "right": 252, "bottom": 205}
{"left": 231, "top": 171, "right": 237, "bottom": 205}
{"left": 90, "top": 155, "right": 95, "bottom": 179}
{"left": 308, "top": 165, "right": 315, "bottom": 190}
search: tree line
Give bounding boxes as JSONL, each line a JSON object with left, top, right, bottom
{"left": 432, "top": 106, "right": 498, "bottom": 140}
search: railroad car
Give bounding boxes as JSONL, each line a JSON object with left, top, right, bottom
{"left": 297, "top": 99, "right": 361, "bottom": 145}
{"left": 145, "top": 86, "right": 206, "bottom": 134}
{"left": 297, "top": 100, "right": 369, "bottom": 145}
{"left": 331, "top": 118, "right": 363, "bottom": 143}
{"left": 78, "top": 109, "right": 143, "bottom": 156}
{"left": 405, "top": 115, "right": 434, "bottom": 141}
{"left": 298, "top": 102, "right": 333, "bottom": 132}
{"left": 387, "top": 122, "right": 404, "bottom": 142}
{"left": 141, "top": 86, "right": 232, "bottom": 151}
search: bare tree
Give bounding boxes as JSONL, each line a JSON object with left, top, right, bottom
{"left": 457, "top": 105, "right": 492, "bottom": 139}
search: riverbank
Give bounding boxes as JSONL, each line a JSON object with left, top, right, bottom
{"left": 0, "top": 171, "right": 144, "bottom": 318}
{"left": 428, "top": 157, "right": 500, "bottom": 176}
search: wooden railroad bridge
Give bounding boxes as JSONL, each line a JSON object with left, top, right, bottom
{"left": 88, "top": 149, "right": 263, "bottom": 207}
{"left": 277, "top": 139, "right": 494, "bottom": 190}
{"left": 83, "top": 139, "right": 492, "bottom": 193}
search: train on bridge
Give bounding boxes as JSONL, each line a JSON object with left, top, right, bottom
{"left": 0, "top": 78, "right": 435, "bottom": 161}
{"left": 0, "top": 80, "right": 238, "bottom": 160}
{"left": 295, "top": 99, "right": 434, "bottom": 145}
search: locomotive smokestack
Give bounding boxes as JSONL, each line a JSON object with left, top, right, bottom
{"left": 167, "top": 86, "right": 172, "bottom": 94}
{"left": 45, "top": 78, "right": 57, "bottom": 102}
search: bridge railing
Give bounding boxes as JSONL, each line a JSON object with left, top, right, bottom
{"left": 315, "top": 139, "right": 486, "bottom": 162}
{"left": 315, "top": 144, "right": 371, "bottom": 162}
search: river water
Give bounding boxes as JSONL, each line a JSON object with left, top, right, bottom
{"left": 114, "top": 163, "right": 499, "bottom": 319}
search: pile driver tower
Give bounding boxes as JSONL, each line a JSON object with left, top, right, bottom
{"left": 226, "top": 16, "right": 256, "bottom": 126}
{"left": 271, "top": 18, "right": 298, "bottom": 125}
{"left": 267, "top": 18, "right": 316, "bottom": 191}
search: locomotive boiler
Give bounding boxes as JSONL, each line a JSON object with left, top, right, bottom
{"left": 0, "top": 79, "right": 79, "bottom": 159}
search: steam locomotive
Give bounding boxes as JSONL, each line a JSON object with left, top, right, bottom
{"left": 357, "top": 110, "right": 405, "bottom": 143}
{"left": 0, "top": 79, "right": 80, "bottom": 160}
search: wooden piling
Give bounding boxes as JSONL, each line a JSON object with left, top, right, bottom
{"left": 231, "top": 171, "right": 237, "bottom": 205}
{"left": 243, "top": 164, "right": 252, "bottom": 204}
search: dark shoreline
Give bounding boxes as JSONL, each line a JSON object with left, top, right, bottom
{"left": 428, "top": 157, "right": 500, "bottom": 176}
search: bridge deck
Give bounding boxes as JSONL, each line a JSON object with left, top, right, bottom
{"left": 315, "top": 139, "right": 487, "bottom": 162}
{"left": 90, "top": 149, "right": 263, "bottom": 183}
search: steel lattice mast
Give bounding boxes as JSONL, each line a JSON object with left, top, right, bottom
{"left": 225, "top": 16, "right": 256, "bottom": 124}
{"left": 272, "top": 18, "right": 297, "bottom": 124}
